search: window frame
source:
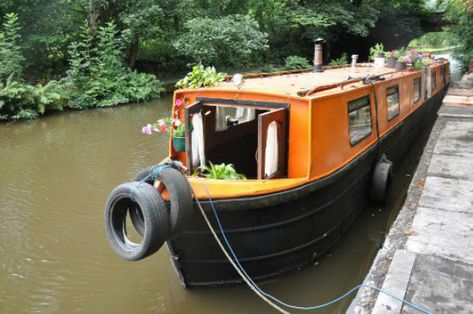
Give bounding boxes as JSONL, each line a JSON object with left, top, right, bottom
{"left": 386, "top": 85, "right": 400, "bottom": 121}
{"left": 413, "top": 77, "right": 421, "bottom": 104}
{"left": 431, "top": 70, "right": 437, "bottom": 92}
{"left": 348, "top": 95, "right": 373, "bottom": 146}
{"left": 441, "top": 65, "right": 447, "bottom": 85}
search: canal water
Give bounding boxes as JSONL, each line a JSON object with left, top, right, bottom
{"left": 0, "top": 90, "right": 437, "bottom": 314}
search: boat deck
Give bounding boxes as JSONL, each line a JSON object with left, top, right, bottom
{"left": 217, "top": 65, "right": 407, "bottom": 98}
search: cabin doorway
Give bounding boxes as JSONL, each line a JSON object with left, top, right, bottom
{"left": 184, "top": 98, "right": 288, "bottom": 179}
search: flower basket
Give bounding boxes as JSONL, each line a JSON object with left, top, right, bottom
{"left": 395, "top": 61, "right": 406, "bottom": 71}
{"left": 386, "top": 57, "right": 396, "bottom": 68}
{"left": 172, "top": 136, "right": 186, "bottom": 152}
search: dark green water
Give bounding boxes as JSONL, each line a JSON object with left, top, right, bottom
{"left": 0, "top": 93, "right": 429, "bottom": 314}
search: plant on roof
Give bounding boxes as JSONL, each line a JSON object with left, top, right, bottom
{"left": 175, "top": 65, "right": 226, "bottom": 89}
{"left": 369, "top": 43, "right": 385, "bottom": 61}
{"left": 200, "top": 162, "right": 246, "bottom": 180}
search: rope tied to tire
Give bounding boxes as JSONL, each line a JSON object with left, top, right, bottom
{"left": 104, "top": 160, "right": 193, "bottom": 261}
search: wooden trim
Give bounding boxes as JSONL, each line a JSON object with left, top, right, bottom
{"left": 196, "top": 97, "right": 289, "bottom": 109}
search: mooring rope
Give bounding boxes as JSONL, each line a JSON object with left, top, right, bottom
{"left": 193, "top": 177, "right": 432, "bottom": 314}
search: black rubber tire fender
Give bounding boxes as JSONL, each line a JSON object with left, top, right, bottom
{"left": 369, "top": 159, "right": 393, "bottom": 203}
{"left": 158, "top": 167, "right": 193, "bottom": 237}
{"left": 104, "top": 181, "right": 170, "bottom": 261}
{"left": 130, "top": 166, "right": 157, "bottom": 236}
{"left": 131, "top": 166, "right": 193, "bottom": 237}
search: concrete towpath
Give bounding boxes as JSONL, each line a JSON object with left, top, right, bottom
{"left": 348, "top": 73, "right": 473, "bottom": 314}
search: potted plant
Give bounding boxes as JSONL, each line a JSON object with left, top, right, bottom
{"left": 387, "top": 50, "right": 398, "bottom": 68}
{"left": 172, "top": 123, "right": 186, "bottom": 152}
{"left": 199, "top": 162, "right": 246, "bottom": 180}
{"left": 369, "top": 43, "right": 385, "bottom": 68}
{"left": 395, "top": 55, "right": 409, "bottom": 71}
{"left": 142, "top": 98, "right": 187, "bottom": 152}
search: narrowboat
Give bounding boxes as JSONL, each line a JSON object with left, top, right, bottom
{"left": 104, "top": 58, "right": 450, "bottom": 288}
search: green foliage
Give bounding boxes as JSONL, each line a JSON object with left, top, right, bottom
{"left": 65, "top": 21, "right": 162, "bottom": 109}
{"left": 176, "top": 65, "right": 225, "bottom": 89}
{"left": 446, "top": 1, "right": 473, "bottom": 71}
{"left": 329, "top": 53, "right": 349, "bottom": 66}
{"left": 200, "top": 162, "right": 246, "bottom": 180}
{"left": 369, "top": 43, "right": 385, "bottom": 61}
{"left": 409, "top": 31, "right": 456, "bottom": 50}
{"left": 260, "top": 64, "right": 277, "bottom": 73}
{"left": 284, "top": 56, "right": 311, "bottom": 70}
{"left": 173, "top": 14, "right": 268, "bottom": 67}
{"left": 0, "top": 75, "right": 65, "bottom": 120}
{"left": 0, "top": 13, "right": 24, "bottom": 81}
{"left": 0, "top": 14, "right": 65, "bottom": 121}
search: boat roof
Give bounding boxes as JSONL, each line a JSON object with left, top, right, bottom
{"left": 216, "top": 65, "right": 417, "bottom": 99}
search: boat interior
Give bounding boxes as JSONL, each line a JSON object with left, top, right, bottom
{"left": 183, "top": 98, "right": 288, "bottom": 179}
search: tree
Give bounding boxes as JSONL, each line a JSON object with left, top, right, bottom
{"left": 174, "top": 14, "right": 268, "bottom": 67}
{"left": 0, "top": 13, "right": 24, "bottom": 81}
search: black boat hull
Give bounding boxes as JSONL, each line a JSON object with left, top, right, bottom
{"left": 167, "top": 87, "right": 448, "bottom": 287}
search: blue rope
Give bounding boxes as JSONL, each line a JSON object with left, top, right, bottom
{"left": 198, "top": 181, "right": 432, "bottom": 314}
{"left": 130, "top": 163, "right": 172, "bottom": 201}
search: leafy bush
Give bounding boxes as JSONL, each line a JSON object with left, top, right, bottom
{"left": 329, "top": 53, "right": 349, "bottom": 66}
{"left": 260, "top": 64, "right": 277, "bottom": 73}
{"left": 0, "top": 76, "right": 65, "bottom": 120}
{"left": 200, "top": 162, "right": 246, "bottom": 180}
{"left": 284, "top": 56, "right": 311, "bottom": 70}
{"left": 176, "top": 65, "right": 225, "bottom": 89}
{"left": 65, "top": 21, "right": 163, "bottom": 109}
{"left": 173, "top": 15, "right": 268, "bottom": 67}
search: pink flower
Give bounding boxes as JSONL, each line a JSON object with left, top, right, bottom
{"left": 141, "top": 124, "right": 152, "bottom": 135}
{"left": 403, "top": 56, "right": 411, "bottom": 63}
{"left": 408, "top": 49, "right": 417, "bottom": 55}
{"left": 174, "top": 110, "right": 179, "bottom": 117}
{"left": 175, "top": 99, "right": 183, "bottom": 107}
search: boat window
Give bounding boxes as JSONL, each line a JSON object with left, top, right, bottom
{"left": 214, "top": 105, "right": 256, "bottom": 132}
{"left": 348, "top": 96, "right": 372, "bottom": 146}
{"left": 431, "top": 71, "right": 437, "bottom": 91}
{"left": 386, "top": 86, "right": 400, "bottom": 120}
{"left": 414, "top": 78, "right": 421, "bottom": 103}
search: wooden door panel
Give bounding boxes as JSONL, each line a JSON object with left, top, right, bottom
{"left": 184, "top": 102, "right": 203, "bottom": 174}
{"left": 257, "top": 108, "right": 288, "bottom": 179}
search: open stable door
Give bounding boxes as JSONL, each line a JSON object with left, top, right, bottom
{"left": 184, "top": 101, "right": 204, "bottom": 174}
{"left": 257, "top": 108, "right": 288, "bottom": 179}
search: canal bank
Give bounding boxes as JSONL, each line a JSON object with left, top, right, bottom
{"left": 349, "top": 73, "right": 473, "bottom": 314}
